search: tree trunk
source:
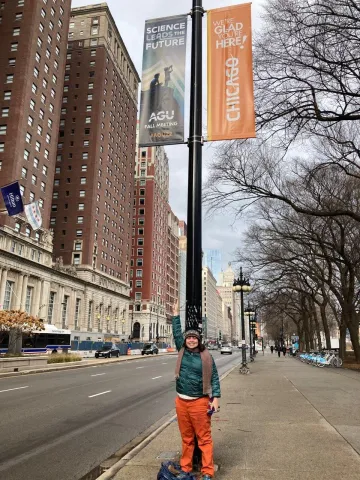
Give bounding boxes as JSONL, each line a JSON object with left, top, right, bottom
{"left": 347, "top": 319, "right": 360, "bottom": 363}
{"left": 339, "top": 323, "right": 346, "bottom": 361}
{"left": 7, "top": 329, "right": 22, "bottom": 354}
{"left": 320, "top": 303, "right": 331, "bottom": 349}
{"left": 297, "top": 325, "right": 303, "bottom": 351}
{"left": 304, "top": 324, "right": 310, "bottom": 351}
{"left": 311, "top": 308, "right": 322, "bottom": 351}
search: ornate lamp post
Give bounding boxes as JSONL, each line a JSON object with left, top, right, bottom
{"left": 233, "top": 267, "right": 252, "bottom": 374}
{"left": 149, "top": 305, "right": 152, "bottom": 342}
{"left": 244, "top": 304, "right": 255, "bottom": 361}
{"left": 250, "top": 310, "right": 257, "bottom": 357}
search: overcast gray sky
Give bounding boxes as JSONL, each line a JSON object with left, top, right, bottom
{"left": 72, "top": 0, "right": 266, "bottom": 270}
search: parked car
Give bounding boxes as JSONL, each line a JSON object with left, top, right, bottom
{"left": 142, "top": 343, "right": 159, "bottom": 355}
{"left": 220, "top": 344, "right": 233, "bottom": 355}
{"left": 95, "top": 345, "right": 120, "bottom": 358}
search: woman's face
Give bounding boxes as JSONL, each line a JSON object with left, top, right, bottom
{"left": 186, "top": 335, "right": 199, "bottom": 349}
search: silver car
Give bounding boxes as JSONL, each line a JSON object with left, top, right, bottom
{"left": 220, "top": 345, "right": 232, "bottom": 355}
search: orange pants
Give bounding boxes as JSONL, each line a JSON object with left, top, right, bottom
{"left": 175, "top": 396, "right": 214, "bottom": 477}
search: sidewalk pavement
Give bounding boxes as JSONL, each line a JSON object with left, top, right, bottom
{"left": 111, "top": 352, "right": 360, "bottom": 480}
{"left": 0, "top": 352, "right": 177, "bottom": 378}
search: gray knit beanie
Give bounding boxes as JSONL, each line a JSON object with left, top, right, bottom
{"left": 184, "top": 330, "right": 201, "bottom": 340}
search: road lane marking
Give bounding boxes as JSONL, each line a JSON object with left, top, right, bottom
{"left": 0, "top": 386, "right": 29, "bottom": 394}
{"left": 136, "top": 366, "right": 144, "bottom": 369}
{"left": 162, "top": 362, "right": 167, "bottom": 364}
{"left": 91, "top": 373, "right": 106, "bottom": 377}
{"left": 88, "top": 390, "right": 112, "bottom": 398}
{"left": 152, "top": 376, "right": 162, "bottom": 380}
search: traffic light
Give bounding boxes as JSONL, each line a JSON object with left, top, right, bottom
{"left": 219, "top": 331, "right": 222, "bottom": 341}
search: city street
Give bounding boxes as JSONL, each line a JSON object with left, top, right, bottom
{"left": 113, "top": 351, "right": 360, "bottom": 480}
{"left": 0, "top": 350, "right": 240, "bottom": 480}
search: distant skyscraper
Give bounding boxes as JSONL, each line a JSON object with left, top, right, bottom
{"left": 203, "top": 249, "right": 222, "bottom": 283}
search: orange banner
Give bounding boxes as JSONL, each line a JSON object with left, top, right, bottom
{"left": 207, "top": 3, "right": 256, "bottom": 141}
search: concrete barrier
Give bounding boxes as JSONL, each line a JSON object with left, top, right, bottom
{"left": 130, "top": 349, "right": 142, "bottom": 355}
{"left": 0, "top": 356, "right": 48, "bottom": 372}
{"left": 72, "top": 350, "right": 96, "bottom": 358}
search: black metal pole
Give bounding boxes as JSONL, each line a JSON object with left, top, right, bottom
{"left": 186, "top": 2, "right": 204, "bottom": 472}
{"left": 186, "top": 0, "right": 204, "bottom": 333}
{"left": 149, "top": 309, "right": 152, "bottom": 341}
{"left": 248, "top": 309, "right": 252, "bottom": 360}
{"left": 130, "top": 308, "right": 133, "bottom": 341}
{"left": 253, "top": 325, "right": 256, "bottom": 354}
{"left": 156, "top": 310, "right": 159, "bottom": 342}
{"left": 240, "top": 286, "right": 247, "bottom": 368}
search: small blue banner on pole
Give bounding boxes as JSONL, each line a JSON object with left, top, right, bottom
{"left": 0, "top": 181, "right": 24, "bottom": 216}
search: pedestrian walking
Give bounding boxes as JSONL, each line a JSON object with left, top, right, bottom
{"left": 277, "top": 347, "right": 281, "bottom": 358}
{"left": 172, "top": 300, "right": 221, "bottom": 480}
{"left": 282, "top": 345, "right": 287, "bottom": 357}
{"left": 270, "top": 346, "right": 274, "bottom": 354}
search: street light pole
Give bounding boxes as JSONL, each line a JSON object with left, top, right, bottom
{"left": 130, "top": 307, "right": 134, "bottom": 341}
{"left": 184, "top": 1, "right": 204, "bottom": 471}
{"left": 245, "top": 303, "right": 255, "bottom": 361}
{"left": 233, "top": 267, "right": 252, "bottom": 374}
{"left": 156, "top": 300, "right": 159, "bottom": 343}
{"left": 149, "top": 306, "right": 152, "bottom": 342}
{"left": 185, "top": 0, "right": 204, "bottom": 334}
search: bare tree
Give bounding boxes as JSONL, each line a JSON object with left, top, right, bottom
{"left": 205, "top": 141, "right": 360, "bottom": 222}
{"left": 235, "top": 194, "right": 360, "bottom": 360}
{"left": 255, "top": 0, "right": 360, "bottom": 137}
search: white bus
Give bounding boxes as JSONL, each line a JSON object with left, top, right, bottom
{"left": 0, "top": 324, "right": 71, "bottom": 355}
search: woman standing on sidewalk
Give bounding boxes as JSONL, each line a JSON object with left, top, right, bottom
{"left": 172, "top": 301, "right": 221, "bottom": 480}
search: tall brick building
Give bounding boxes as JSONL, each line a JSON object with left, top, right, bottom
{"left": 0, "top": 0, "right": 71, "bottom": 234}
{"left": 51, "top": 3, "right": 139, "bottom": 285}
{"left": 167, "top": 208, "right": 179, "bottom": 320}
{"left": 130, "top": 144, "right": 178, "bottom": 343}
{"left": 0, "top": 2, "right": 141, "bottom": 341}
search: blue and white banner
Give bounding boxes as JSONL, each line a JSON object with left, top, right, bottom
{"left": 24, "top": 201, "right": 42, "bottom": 231}
{"left": 139, "top": 14, "right": 188, "bottom": 146}
{"left": 0, "top": 181, "right": 24, "bottom": 216}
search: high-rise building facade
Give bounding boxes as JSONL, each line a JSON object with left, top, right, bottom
{"left": 0, "top": 0, "right": 71, "bottom": 234}
{"left": 217, "top": 263, "right": 240, "bottom": 344}
{"left": 203, "top": 249, "right": 222, "bottom": 283}
{"left": 178, "top": 221, "right": 187, "bottom": 330}
{"left": 130, "top": 145, "right": 171, "bottom": 343}
{"left": 167, "top": 208, "right": 179, "bottom": 320}
{"left": 202, "top": 266, "right": 218, "bottom": 342}
{"left": 0, "top": 1, "right": 134, "bottom": 340}
{"left": 51, "top": 3, "right": 139, "bottom": 284}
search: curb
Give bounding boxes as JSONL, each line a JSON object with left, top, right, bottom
{"left": 0, "top": 352, "right": 178, "bottom": 379}
{"left": 95, "top": 360, "right": 241, "bottom": 480}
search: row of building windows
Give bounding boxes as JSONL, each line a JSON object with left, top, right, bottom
{"left": 18, "top": 183, "right": 46, "bottom": 201}
{"left": 0, "top": 0, "right": 25, "bottom": 8}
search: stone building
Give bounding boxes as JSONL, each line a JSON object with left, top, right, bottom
{"left": 0, "top": 226, "right": 131, "bottom": 342}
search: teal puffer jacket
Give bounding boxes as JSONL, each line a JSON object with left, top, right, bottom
{"left": 172, "top": 315, "right": 221, "bottom": 398}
